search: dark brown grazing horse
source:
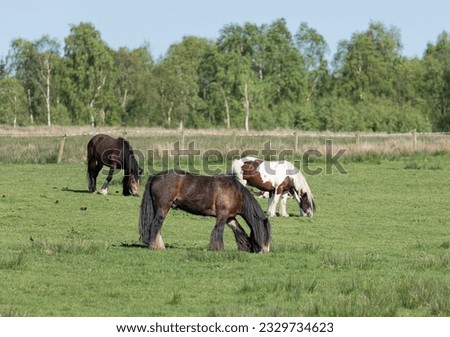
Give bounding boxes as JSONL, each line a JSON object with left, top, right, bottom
{"left": 231, "top": 157, "right": 316, "bottom": 217}
{"left": 139, "top": 169, "right": 271, "bottom": 253}
{"left": 87, "top": 134, "right": 142, "bottom": 196}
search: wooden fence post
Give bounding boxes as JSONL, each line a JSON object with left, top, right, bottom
{"left": 412, "top": 129, "right": 417, "bottom": 151}
{"left": 57, "top": 135, "right": 67, "bottom": 164}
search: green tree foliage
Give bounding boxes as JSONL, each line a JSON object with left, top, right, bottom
{"left": 333, "top": 21, "right": 403, "bottom": 102}
{"left": 201, "top": 19, "right": 308, "bottom": 130}
{"left": 155, "top": 36, "right": 213, "bottom": 128}
{"left": 295, "top": 22, "right": 329, "bottom": 104}
{"left": 330, "top": 21, "right": 431, "bottom": 132}
{"left": 0, "top": 20, "right": 445, "bottom": 131}
{"left": 0, "top": 77, "right": 28, "bottom": 126}
{"left": 63, "top": 22, "right": 118, "bottom": 125}
{"left": 422, "top": 32, "right": 450, "bottom": 131}
{"left": 8, "top": 36, "right": 62, "bottom": 125}
{"left": 114, "top": 45, "right": 157, "bottom": 125}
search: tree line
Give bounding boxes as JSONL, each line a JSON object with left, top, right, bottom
{"left": 0, "top": 19, "right": 449, "bottom": 132}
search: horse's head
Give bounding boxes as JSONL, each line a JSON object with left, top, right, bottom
{"left": 130, "top": 174, "right": 141, "bottom": 196}
{"left": 123, "top": 173, "right": 141, "bottom": 197}
{"left": 299, "top": 192, "right": 315, "bottom": 218}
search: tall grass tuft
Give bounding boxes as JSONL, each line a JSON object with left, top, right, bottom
{"left": 396, "top": 278, "right": 450, "bottom": 315}
{"left": 28, "top": 239, "right": 101, "bottom": 255}
{"left": 0, "top": 307, "right": 28, "bottom": 317}
{"left": 0, "top": 252, "right": 25, "bottom": 270}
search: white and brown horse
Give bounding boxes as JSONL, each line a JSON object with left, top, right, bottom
{"left": 231, "top": 157, "right": 315, "bottom": 217}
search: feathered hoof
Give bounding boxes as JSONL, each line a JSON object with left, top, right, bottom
{"left": 98, "top": 188, "right": 108, "bottom": 195}
{"left": 261, "top": 243, "right": 270, "bottom": 253}
{"left": 149, "top": 235, "right": 165, "bottom": 250}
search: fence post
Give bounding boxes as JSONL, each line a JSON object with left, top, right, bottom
{"left": 57, "top": 135, "right": 67, "bottom": 164}
{"left": 412, "top": 129, "right": 417, "bottom": 151}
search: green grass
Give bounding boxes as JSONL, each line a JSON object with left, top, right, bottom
{"left": 0, "top": 155, "right": 449, "bottom": 316}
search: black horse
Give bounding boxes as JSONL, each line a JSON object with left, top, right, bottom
{"left": 139, "top": 169, "right": 271, "bottom": 253}
{"left": 87, "top": 134, "right": 142, "bottom": 196}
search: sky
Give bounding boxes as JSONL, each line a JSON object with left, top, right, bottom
{"left": 1, "top": 0, "right": 449, "bottom": 61}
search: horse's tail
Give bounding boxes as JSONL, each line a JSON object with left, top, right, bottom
{"left": 86, "top": 138, "right": 97, "bottom": 192}
{"left": 139, "top": 175, "right": 155, "bottom": 244}
{"left": 236, "top": 181, "right": 271, "bottom": 253}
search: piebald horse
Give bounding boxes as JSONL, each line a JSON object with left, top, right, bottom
{"left": 231, "top": 157, "right": 316, "bottom": 217}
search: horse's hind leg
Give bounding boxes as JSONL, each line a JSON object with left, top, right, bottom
{"left": 267, "top": 192, "right": 281, "bottom": 217}
{"left": 149, "top": 217, "right": 165, "bottom": 250}
{"left": 99, "top": 166, "right": 115, "bottom": 195}
{"left": 209, "top": 216, "right": 227, "bottom": 251}
{"left": 149, "top": 208, "right": 168, "bottom": 250}
{"left": 87, "top": 158, "right": 101, "bottom": 193}
{"left": 227, "top": 218, "right": 252, "bottom": 252}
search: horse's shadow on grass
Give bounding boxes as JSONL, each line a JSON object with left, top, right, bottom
{"left": 118, "top": 242, "right": 147, "bottom": 249}
{"left": 117, "top": 242, "right": 179, "bottom": 249}
{"left": 62, "top": 187, "right": 91, "bottom": 194}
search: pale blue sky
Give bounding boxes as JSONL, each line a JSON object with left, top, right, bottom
{"left": 1, "top": 0, "right": 449, "bottom": 61}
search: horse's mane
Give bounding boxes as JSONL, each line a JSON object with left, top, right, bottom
{"left": 235, "top": 182, "right": 266, "bottom": 221}
{"left": 118, "top": 137, "right": 140, "bottom": 176}
{"left": 229, "top": 156, "right": 263, "bottom": 185}
{"left": 233, "top": 178, "right": 271, "bottom": 252}
{"left": 282, "top": 161, "right": 316, "bottom": 210}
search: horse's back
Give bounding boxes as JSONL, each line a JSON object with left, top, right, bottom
{"left": 88, "top": 133, "right": 115, "bottom": 147}
{"left": 87, "top": 134, "right": 122, "bottom": 166}
{"left": 147, "top": 170, "right": 242, "bottom": 216}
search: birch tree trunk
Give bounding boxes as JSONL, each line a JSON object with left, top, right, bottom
{"left": 27, "top": 89, "right": 34, "bottom": 124}
{"left": 89, "top": 76, "right": 107, "bottom": 124}
{"left": 45, "top": 58, "right": 51, "bottom": 126}
{"left": 244, "top": 82, "right": 250, "bottom": 132}
{"left": 220, "top": 86, "right": 230, "bottom": 128}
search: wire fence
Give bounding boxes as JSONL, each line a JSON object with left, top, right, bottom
{"left": 0, "top": 126, "right": 449, "bottom": 164}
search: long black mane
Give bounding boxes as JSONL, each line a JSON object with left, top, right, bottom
{"left": 233, "top": 177, "right": 271, "bottom": 249}
{"left": 118, "top": 137, "right": 141, "bottom": 195}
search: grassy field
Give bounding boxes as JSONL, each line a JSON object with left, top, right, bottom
{"left": 1, "top": 152, "right": 449, "bottom": 316}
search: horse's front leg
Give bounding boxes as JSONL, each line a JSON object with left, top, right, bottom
{"left": 227, "top": 218, "right": 252, "bottom": 252}
{"left": 267, "top": 192, "right": 280, "bottom": 217}
{"left": 279, "top": 193, "right": 289, "bottom": 217}
{"left": 290, "top": 189, "right": 304, "bottom": 217}
{"left": 99, "top": 166, "right": 115, "bottom": 195}
{"left": 209, "top": 216, "right": 227, "bottom": 251}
